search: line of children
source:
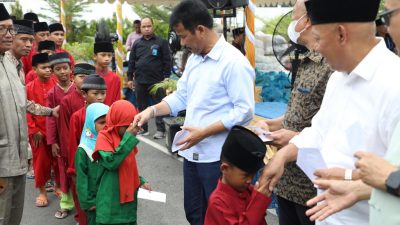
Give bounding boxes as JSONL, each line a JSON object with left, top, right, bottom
{"left": 75, "top": 103, "right": 109, "bottom": 225}
{"left": 205, "top": 125, "right": 272, "bottom": 225}
{"left": 92, "top": 100, "right": 151, "bottom": 225}
{"left": 46, "top": 52, "right": 75, "bottom": 218}
{"left": 26, "top": 53, "right": 57, "bottom": 207}
{"left": 58, "top": 63, "right": 96, "bottom": 224}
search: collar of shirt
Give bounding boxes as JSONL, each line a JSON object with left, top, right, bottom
{"left": 348, "top": 38, "right": 386, "bottom": 81}
{"left": 202, "top": 35, "right": 225, "bottom": 61}
{"left": 216, "top": 179, "right": 252, "bottom": 200}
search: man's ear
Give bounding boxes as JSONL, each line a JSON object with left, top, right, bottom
{"left": 337, "top": 24, "right": 348, "bottom": 45}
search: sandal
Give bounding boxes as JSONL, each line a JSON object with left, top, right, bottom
{"left": 45, "top": 181, "right": 54, "bottom": 192}
{"left": 55, "top": 209, "right": 69, "bottom": 219}
{"left": 35, "top": 195, "right": 48, "bottom": 207}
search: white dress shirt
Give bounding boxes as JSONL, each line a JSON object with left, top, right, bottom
{"left": 164, "top": 36, "right": 255, "bottom": 163}
{"left": 290, "top": 39, "right": 400, "bottom": 225}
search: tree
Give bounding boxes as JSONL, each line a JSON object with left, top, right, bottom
{"left": 39, "top": 0, "right": 92, "bottom": 42}
{"left": 132, "top": 4, "right": 171, "bottom": 39}
{"left": 10, "top": 0, "right": 23, "bottom": 19}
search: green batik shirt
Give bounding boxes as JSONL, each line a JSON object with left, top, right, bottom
{"left": 95, "top": 133, "right": 146, "bottom": 224}
{"left": 275, "top": 52, "right": 333, "bottom": 206}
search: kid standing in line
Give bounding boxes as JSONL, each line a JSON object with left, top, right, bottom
{"left": 46, "top": 52, "right": 75, "bottom": 219}
{"left": 93, "top": 41, "right": 121, "bottom": 106}
{"left": 92, "top": 100, "right": 151, "bottom": 225}
{"left": 26, "top": 53, "right": 57, "bottom": 207}
{"left": 76, "top": 103, "right": 109, "bottom": 225}
{"left": 205, "top": 126, "right": 272, "bottom": 225}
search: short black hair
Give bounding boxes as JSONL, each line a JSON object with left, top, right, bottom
{"left": 170, "top": 0, "right": 213, "bottom": 33}
{"left": 134, "top": 19, "right": 141, "bottom": 25}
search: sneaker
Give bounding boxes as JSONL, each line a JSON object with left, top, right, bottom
{"left": 137, "top": 130, "right": 150, "bottom": 136}
{"left": 153, "top": 131, "right": 166, "bottom": 139}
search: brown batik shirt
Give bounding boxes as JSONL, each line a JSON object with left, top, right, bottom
{"left": 275, "top": 51, "right": 333, "bottom": 206}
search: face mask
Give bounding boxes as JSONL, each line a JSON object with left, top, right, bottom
{"left": 287, "top": 14, "right": 307, "bottom": 44}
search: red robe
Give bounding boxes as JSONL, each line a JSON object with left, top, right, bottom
{"left": 21, "top": 42, "right": 36, "bottom": 76}
{"left": 26, "top": 77, "right": 58, "bottom": 188}
{"left": 67, "top": 107, "right": 86, "bottom": 176}
{"left": 205, "top": 180, "right": 272, "bottom": 225}
{"left": 46, "top": 83, "right": 75, "bottom": 193}
{"left": 25, "top": 70, "right": 57, "bottom": 85}
{"left": 97, "top": 70, "right": 121, "bottom": 106}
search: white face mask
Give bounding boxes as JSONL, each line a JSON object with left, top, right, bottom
{"left": 287, "top": 14, "right": 307, "bottom": 44}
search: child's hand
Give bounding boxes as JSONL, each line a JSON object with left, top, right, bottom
{"left": 126, "top": 122, "right": 141, "bottom": 136}
{"left": 141, "top": 182, "right": 152, "bottom": 191}
{"left": 88, "top": 206, "right": 96, "bottom": 211}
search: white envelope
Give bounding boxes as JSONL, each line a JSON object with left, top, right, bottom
{"left": 296, "top": 148, "right": 327, "bottom": 181}
{"left": 138, "top": 188, "right": 166, "bottom": 203}
{"left": 248, "top": 126, "right": 273, "bottom": 142}
{"left": 171, "top": 129, "right": 189, "bottom": 152}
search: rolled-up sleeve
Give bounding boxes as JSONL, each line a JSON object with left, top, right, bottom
{"left": 221, "top": 58, "right": 255, "bottom": 129}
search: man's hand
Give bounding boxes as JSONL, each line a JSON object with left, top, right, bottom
{"left": 127, "top": 80, "right": 135, "bottom": 90}
{"left": 177, "top": 126, "right": 206, "bottom": 150}
{"left": 306, "top": 179, "right": 371, "bottom": 221}
{"left": 32, "top": 132, "right": 44, "bottom": 148}
{"left": 51, "top": 143, "right": 61, "bottom": 157}
{"left": 126, "top": 122, "right": 141, "bottom": 136}
{"left": 257, "top": 153, "right": 286, "bottom": 193}
{"left": 269, "top": 129, "right": 298, "bottom": 147}
{"left": 52, "top": 105, "right": 60, "bottom": 118}
{"left": 132, "top": 107, "right": 153, "bottom": 129}
{"left": 355, "top": 151, "right": 397, "bottom": 190}
{"left": 314, "top": 167, "right": 346, "bottom": 180}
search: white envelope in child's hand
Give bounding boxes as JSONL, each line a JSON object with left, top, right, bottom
{"left": 172, "top": 129, "right": 190, "bottom": 152}
{"left": 138, "top": 188, "right": 166, "bottom": 203}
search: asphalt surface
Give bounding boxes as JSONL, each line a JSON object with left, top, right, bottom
{"left": 21, "top": 119, "right": 279, "bottom": 225}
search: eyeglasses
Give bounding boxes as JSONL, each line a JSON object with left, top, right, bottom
{"left": 380, "top": 7, "right": 400, "bottom": 26}
{"left": 0, "top": 26, "right": 17, "bottom": 35}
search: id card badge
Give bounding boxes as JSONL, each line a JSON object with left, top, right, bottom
{"left": 151, "top": 45, "right": 159, "bottom": 56}
{"left": 193, "top": 153, "right": 199, "bottom": 161}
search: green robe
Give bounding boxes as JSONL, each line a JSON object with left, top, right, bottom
{"left": 75, "top": 147, "right": 99, "bottom": 225}
{"left": 95, "top": 133, "right": 145, "bottom": 225}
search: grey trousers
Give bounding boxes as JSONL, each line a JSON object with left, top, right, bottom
{"left": 0, "top": 175, "right": 25, "bottom": 225}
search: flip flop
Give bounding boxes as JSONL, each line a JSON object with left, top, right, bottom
{"left": 55, "top": 209, "right": 69, "bottom": 219}
{"left": 35, "top": 196, "right": 48, "bottom": 207}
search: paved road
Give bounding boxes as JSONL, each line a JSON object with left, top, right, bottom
{"left": 21, "top": 120, "right": 279, "bottom": 225}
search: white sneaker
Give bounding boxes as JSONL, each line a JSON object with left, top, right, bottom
{"left": 153, "top": 131, "right": 165, "bottom": 139}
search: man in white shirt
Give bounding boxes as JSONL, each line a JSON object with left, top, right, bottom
{"left": 133, "top": 1, "right": 254, "bottom": 224}
{"left": 258, "top": 0, "right": 400, "bottom": 224}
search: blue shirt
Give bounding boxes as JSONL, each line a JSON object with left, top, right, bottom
{"left": 164, "top": 36, "right": 255, "bottom": 163}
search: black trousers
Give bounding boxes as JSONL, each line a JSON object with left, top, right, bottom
{"left": 277, "top": 196, "right": 315, "bottom": 225}
{"left": 135, "top": 83, "right": 166, "bottom": 132}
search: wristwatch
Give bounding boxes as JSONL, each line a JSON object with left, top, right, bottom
{"left": 386, "top": 170, "right": 400, "bottom": 197}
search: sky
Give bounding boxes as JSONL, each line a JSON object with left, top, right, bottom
{"left": 3, "top": 1, "right": 291, "bottom": 31}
